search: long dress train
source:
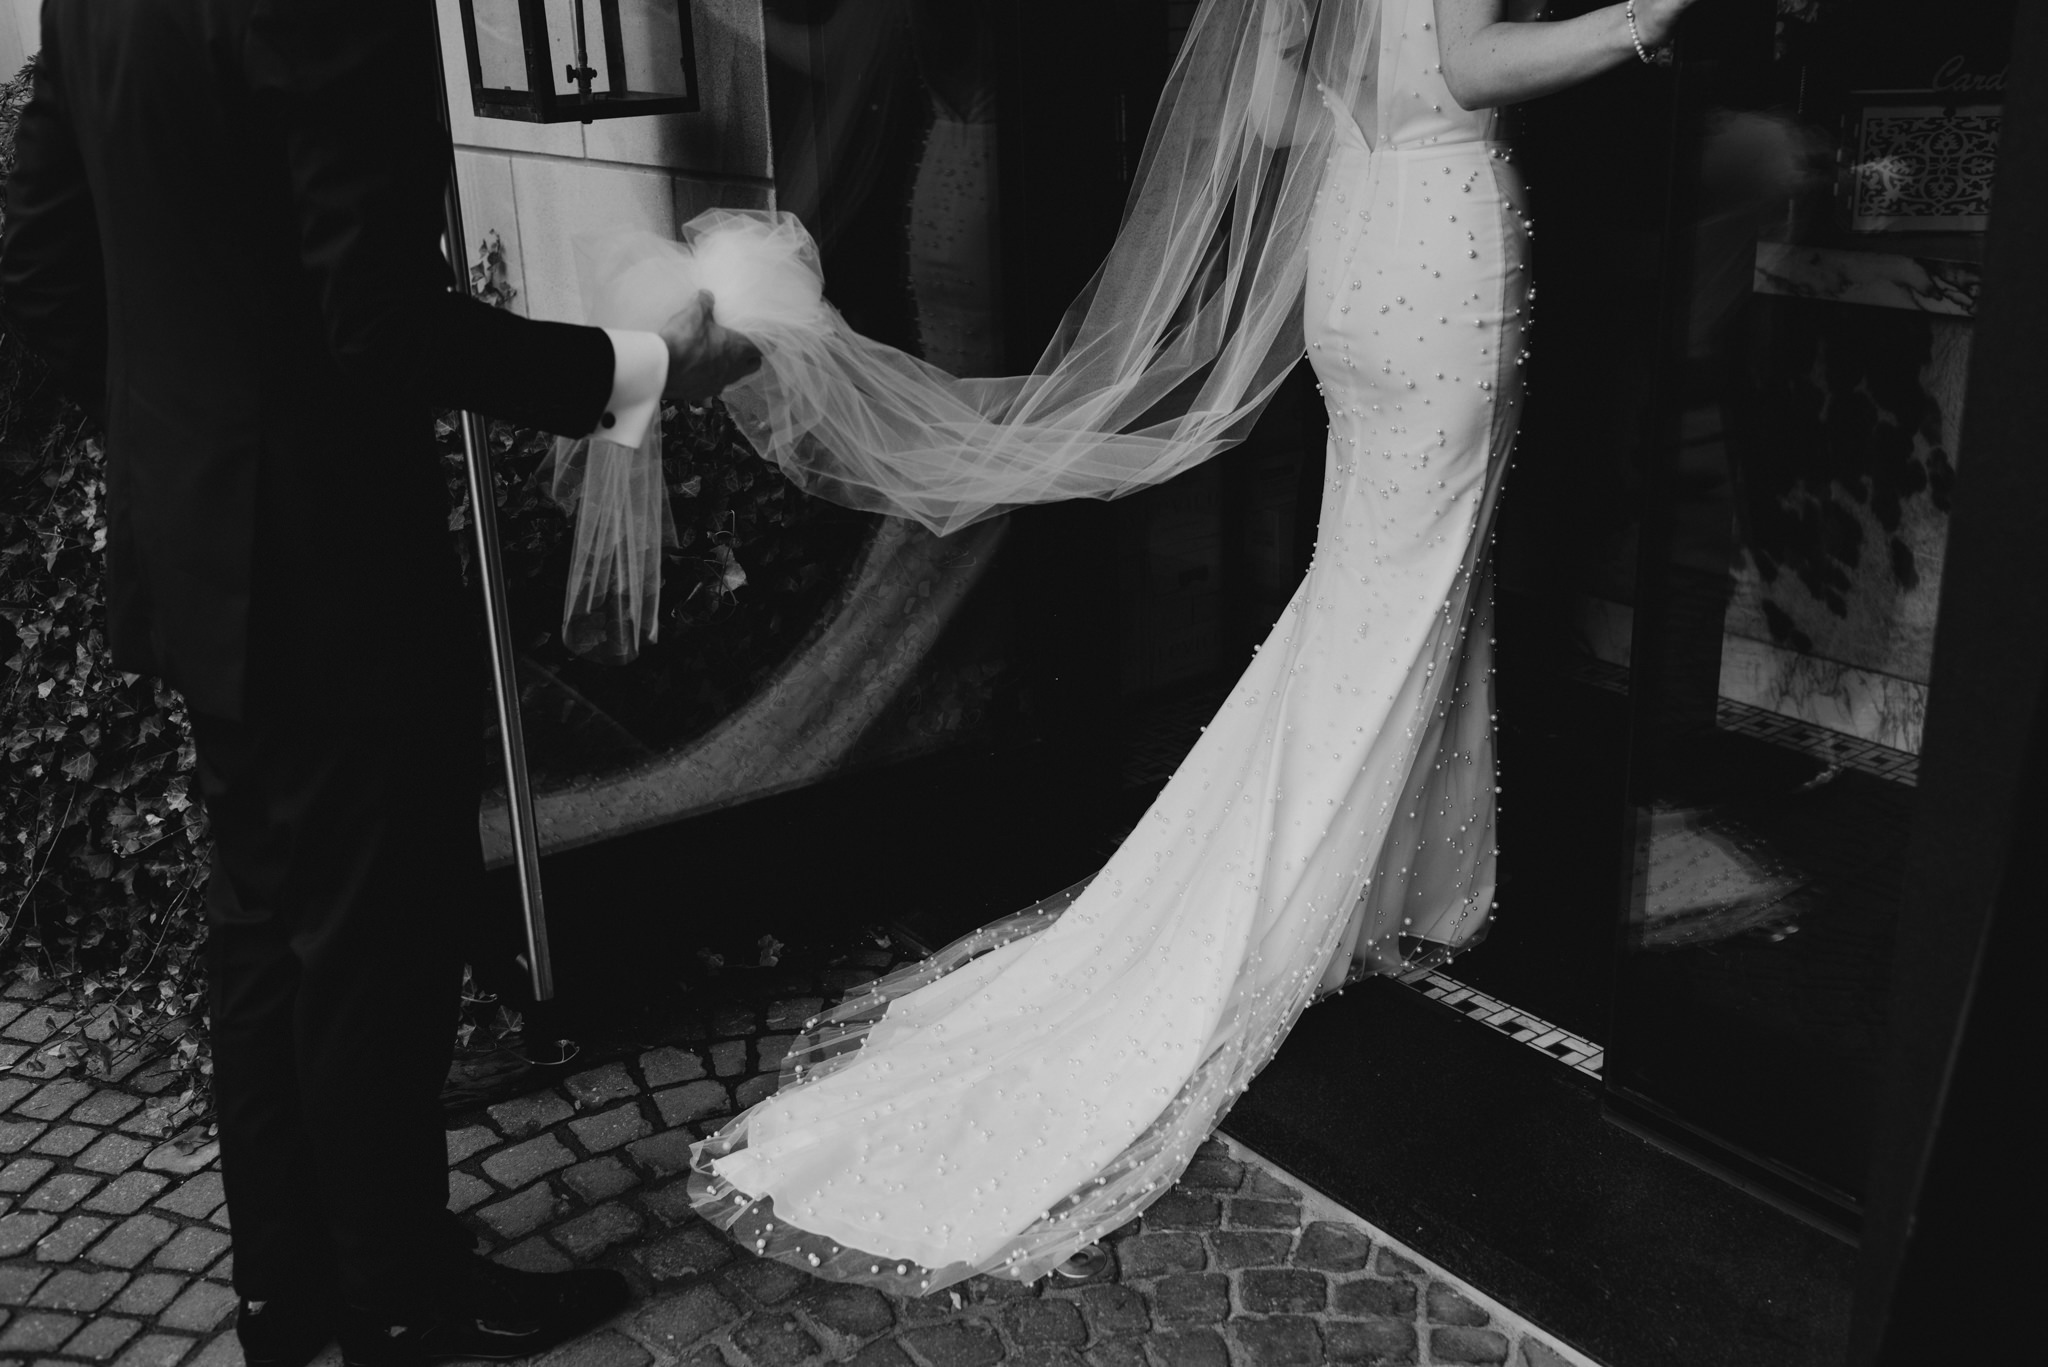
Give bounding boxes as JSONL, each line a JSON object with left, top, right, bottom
{"left": 687, "top": 0, "right": 1531, "bottom": 1292}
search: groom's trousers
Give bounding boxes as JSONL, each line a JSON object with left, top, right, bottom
{"left": 193, "top": 564, "right": 484, "bottom": 1317}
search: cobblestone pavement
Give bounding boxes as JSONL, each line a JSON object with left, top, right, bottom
{"left": 1, "top": 959, "right": 1593, "bottom": 1367}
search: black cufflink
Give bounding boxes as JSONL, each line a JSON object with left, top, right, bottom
{"left": 601, "top": 412, "right": 617, "bottom": 429}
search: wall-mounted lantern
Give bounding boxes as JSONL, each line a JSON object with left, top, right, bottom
{"left": 457, "top": 0, "right": 699, "bottom": 124}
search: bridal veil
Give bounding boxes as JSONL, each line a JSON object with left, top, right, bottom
{"left": 548, "top": 0, "right": 1380, "bottom": 660}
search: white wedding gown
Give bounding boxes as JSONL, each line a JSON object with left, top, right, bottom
{"left": 687, "top": 0, "right": 1530, "bottom": 1291}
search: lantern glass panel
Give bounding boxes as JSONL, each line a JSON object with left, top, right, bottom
{"left": 614, "top": 0, "right": 692, "bottom": 99}
{"left": 472, "top": 0, "right": 530, "bottom": 91}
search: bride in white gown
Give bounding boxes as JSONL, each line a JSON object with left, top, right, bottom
{"left": 610, "top": 0, "right": 1705, "bottom": 1294}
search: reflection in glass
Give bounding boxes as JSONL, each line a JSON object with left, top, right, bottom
{"left": 616, "top": 0, "right": 695, "bottom": 100}
{"left": 1604, "top": 0, "right": 2013, "bottom": 1225}
{"left": 472, "top": 0, "right": 530, "bottom": 91}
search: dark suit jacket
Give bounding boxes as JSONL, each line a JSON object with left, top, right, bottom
{"left": 1, "top": 0, "right": 618, "bottom": 720}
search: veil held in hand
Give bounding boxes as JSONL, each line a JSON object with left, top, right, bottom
{"left": 551, "top": 0, "right": 1381, "bottom": 661}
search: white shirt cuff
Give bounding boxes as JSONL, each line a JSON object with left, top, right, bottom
{"left": 592, "top": 328, "right": 670, "bottom": 447}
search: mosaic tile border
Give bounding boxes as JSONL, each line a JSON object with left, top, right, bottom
{"left": 1406, "top": 972, "right": 1606, "bottom": 1081}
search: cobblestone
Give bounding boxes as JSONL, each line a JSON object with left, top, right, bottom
{"left": 1211, "top": 1231, "right": 1293, "bottom": 1269}
{"left": 1232, "top": 1314, "right": 1323, "bottom": 1367}
{"left": 570, "top": 1104, "right": 653, "bottom": 1154}
{"left": 482, "top": 1133, "right": 575, "bottom": 1188}
{"left": 0, "top": 1263, "right": 48, "bottom": 1303}
{"left": 68, "top": 1093, "right": 144, "bottom": 1128}
{"left": 0, "top": 1307, "right": 81, "bottom": 1350}
{"left": 1242, "top": 1268, "right": 1329, "bottom": 1314}
{"left": 551, "top": 1202, "right": 641, "bottom": 1260}
{"left": 1141, "top": 1192, "right": 1220, "bottom": 1231}
{"left": 33, "top": 1124, "right": 98, "bottom": 1157}
{"left": 654, "top": 1081, "right": 730, "bottom": 1128}
{"left": 733, "top": 1075, "right": 777, "bottom": 1109}
{"left": 724, "top": 1258, "right": 807, "bottom": 1307}
{"left": 545, "top": 1328, "right": 655, "bottom": 1367}
{"left": 24, "top": 1172, "right": 101, "bottom": 1212}
{"left": 731, "top": 1310, "right": 819, "bottom": 1367}
{"left": 1151, "top": 1274, "right": 1230, "bottom": 1326}
{"left": 490, "top": 1093, "right": 575, "bottom": 1138}
{"left": 152, "top": 1173, "right": 225, "bottom": 1220}
{"left": 0, "top": 1119, "right": 48, "bottom": 1153}
{"left": 447, "top": 1124, "right": 499, "bottom": 1165}
{"left": 901, "top": 1320, "right": 1004, "bottom": 1367}
{"left": 1424, "top": 1283, "right": 1489, "bottom": 1329}
{"left": 1228, "top": 1198, "right": 1303, "bottom": 1230}
{"left": 14, "top": 1081, "right": 92, "bottom": 1122}
{"left": 158, "top": 1279, "right": 238, "bottom": 1333}
{"left": 1325, "top": 1318, "right": 1416, "bottom": 1365}
{"left": 90, "top": 1213, "right": 178, "bottom": 1268}
{"left": 28, "top": 1266, "right": 127, "bottom": 1311}
{"left": 627, "top": 1130, "right": 698, "bottom": 1176}
{"left": 1296, "top": 1222, "right": 1374, "bottom": 1273}
{"left": 0, "top": 1210, "right": 58, "bottom": 1257}
{"left": 478, "top": 1182, "right": 563, "bottom": 1240}
{"left": 113, "top": 1329, "right": 198, "bottom": 1367}
{"left": 0, "top": 962, "right": 1591, "bottom": 1367}
{"left": 641, "top": 1048, "right": 708, "bottom": 1087}
{"left": 85, "top": 1171, "right": 171, "bottom": 1216}
{"left": 110, "top": 1273, "right": 186, "bottom": 1316}
{"left": 1428, "top": 1325, "right": 1510, "bottom": 1364}
{"left": 565, "top": 1156, "right": 640, "bottom": 1203}
{"left": 447, "top": 1170, "right": 495, "bottom": 1214}
{"left": 1077, "top": 1284, "right": 1149, "bottom": 1336}
{"left": 636, "top": 1283, "right": 743, "bottom": 1352}
{"left": 76, "top": 1133, "right": 154, "bottom": 1175}
{"left": 1114, "top": 1234, "right": 1206, "bottom": 1278}
{"left": 154, "top": 1225, "right": 232, "bottom": 1273}
{"left": 568, "top": 1064, "right": 640, "bottom": 1107}
{"left": 65, "top": 1313, "right": 144, "bottom": 1361}
{"left": 803, "top": 1283, "right": 894, "bottom": 1338}
{"left": 638, "top": 1225, "right": 734, "bottom": 1282}
{"left": 1331, "top": 1277, "right": 1417, "bottom": 1318}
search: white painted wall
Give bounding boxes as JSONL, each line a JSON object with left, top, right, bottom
{"left": 1, "top": 0, "right": 40, "bottom": 81}
{"left": 0, "top": 1, "right": 775, "bottom": 328}
{"left": 436, "top": 0, "right": 775, "bottom": 325}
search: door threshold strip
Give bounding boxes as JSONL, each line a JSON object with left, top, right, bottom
{"left": 1403, "top": 971, "right": 1605, "bottom": 1080}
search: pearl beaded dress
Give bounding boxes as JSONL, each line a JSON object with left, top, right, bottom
{"left": 688, "top": 0, "right": 1530, "bottom": 1292}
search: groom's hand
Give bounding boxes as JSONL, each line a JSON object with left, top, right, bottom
{"left": 661, "top": 291, "right": 762, "bottom": 401}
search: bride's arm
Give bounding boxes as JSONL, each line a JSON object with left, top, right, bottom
{"left": 1434, "top": 0, "right": 1704, "bottom": 111}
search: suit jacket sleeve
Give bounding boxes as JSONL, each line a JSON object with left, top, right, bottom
{"left": 0, "top": 38, "right": 110, "bottom": 425}
{"left": 246, "top": 0, "right": 618, "bottom": 437}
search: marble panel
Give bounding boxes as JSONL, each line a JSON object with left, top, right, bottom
{"left": 1723, "top": 305, "right": 1967, "bottom": 687}
{"left": 582, "top": 0, "right": 771, "bottom": 181}
{"left": 1718, "top": 634, "right": 1927, "bottom": 755}
{"left": 508, "top": 159, "right": 679, "bottom": 324}
{"left": 436, "top": 0, "right": 586, "bottom": 160}
{"left": 1753, "top": 241, "right": 1981, "bottom": 317}
{"left": 453, "top": 150, "right": 528, "bottom": 315}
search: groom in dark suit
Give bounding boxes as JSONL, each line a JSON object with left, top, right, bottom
{"left": 0, "top": 2, "right": 756, "bottom": 1364}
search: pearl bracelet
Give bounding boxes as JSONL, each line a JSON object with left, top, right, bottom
{"left": 1625, "top": 0, "right": 1654, "bottom": 64}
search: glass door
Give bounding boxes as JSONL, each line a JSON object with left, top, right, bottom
{"left": 1602, "top": 0, "right": 2016, "bottom": 1231}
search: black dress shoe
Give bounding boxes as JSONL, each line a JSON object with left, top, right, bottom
{"left": 338, "top": 1255, "right": 631, "bottom": 1367}
{"left": 237, "top": 1292, "right": 336, "bottom": 1367}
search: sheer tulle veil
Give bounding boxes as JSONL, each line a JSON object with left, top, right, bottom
{"left": 551, "top": 0, "right": 1378, "bottom": 661}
